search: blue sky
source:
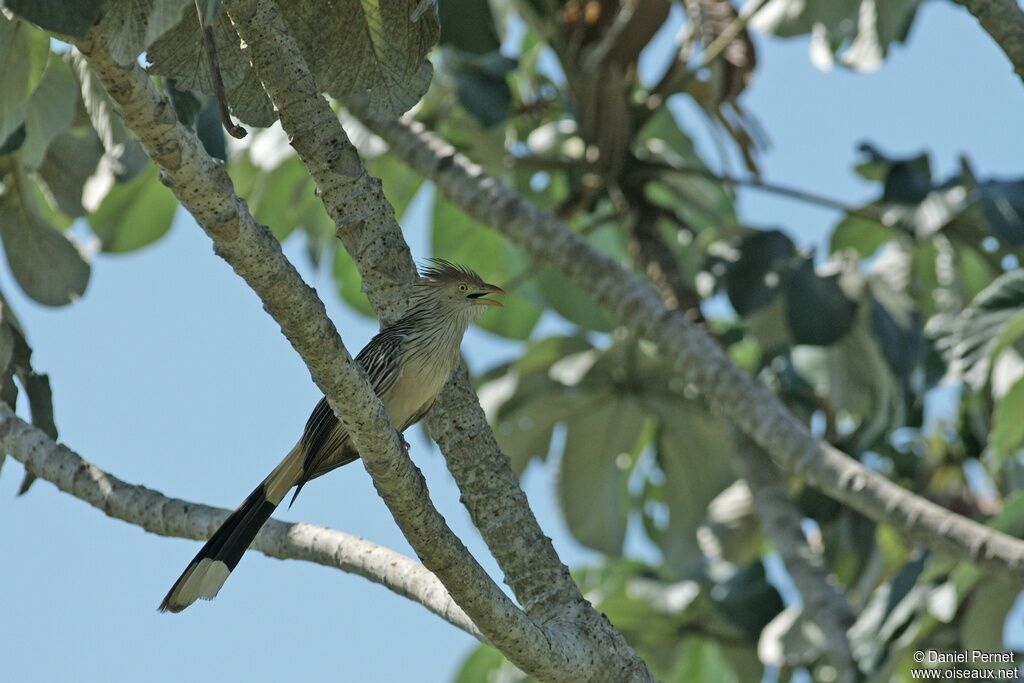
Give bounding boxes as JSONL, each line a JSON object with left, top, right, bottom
{"left": 2, "top": 3, "right": 1023, "bottom": 681}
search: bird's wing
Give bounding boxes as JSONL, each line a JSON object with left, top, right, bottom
{"left": 293, "top": 328, "right": 407, "bottom": 497}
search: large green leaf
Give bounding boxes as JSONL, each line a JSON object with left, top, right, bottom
{"left": 976, "top": 178, "right": 1024, "bottom": 246}
{"left": 437, "top": 0, "right": 499, "bottom": 55}
{"left": 536, "top": 268, "right": 616, "bottom": 332}
{"left": 0, "top": 16, "right": 50, "bottom": 143}
{"left": 19, "top": 57, "right": 78, "bottom": 169}
{"left": 724, "top": 229, "right": 797, "bottom": 316}
{"left": 0, "top": 172, "right": 90, "bottom": 306}
{"left": 3, "top": 0, "right": 105, "bottom": 37}
{"left": 784, "top": 258, "right": 856, "bottom": 346}
{"left": 88, "top": 165, "right": 178, "bottom": 252}
{"left": 332, "top": 245, "right": 375, "bottom": 318}
{"left": 284, "top": 0, "right": 439, "bottom": 120}
{"left": 830, "top": 213, "right": 890, "bottom": 258}
{"left": 366, "top": 152, "right": 423, "bottom": 220}
{"left": 653, "top": 400, "right": 737, "bottom": 574}
{"left": 934, "top": 269, "right": 1024, "bottom": 389}
{"left": 960, "top": 578, "right": 1018, "bottom": 655}
{"left": 98, "top": 0, "right": 193, "bottom": 65}
{"left": 37, "top": 127, "right": 105, "bottom": 218}
{"left": 992, "top": 378, "right": 1024, "bottom": 458}
{"left": 754, "top": 0, "right": 922, "bottom": 71}
{"left": 558, "top": 395, "right": 645, "bottom": 555}
{"left": 453, "top": 645, "right": 530, "bottom": 683}
{"left": 147, "top": 12, "right": 275, "bottom": 126}
{"left": 67, "top": 50, "right": 149, "bottom": 179}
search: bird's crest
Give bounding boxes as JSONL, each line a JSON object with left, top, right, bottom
{"left": 418, "top": 259, "right": 487, "bottom": 287}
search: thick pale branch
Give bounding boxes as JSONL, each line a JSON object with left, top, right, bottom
{"left": 0, "top": 403, "right": 478, "bottom": 636}
{"left": 955, "top": 0, "right": 1024, "bottom": 85}
{"left": 75, "top": 26, "right": 555, "bottom": 670}
{"left": 365, "top": 115, "right": 1024, "bottom": 582}
{"left": 221, "top": 1, "right": 654, "bottom": 680}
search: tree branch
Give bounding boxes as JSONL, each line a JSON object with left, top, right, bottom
{"left": 627, "top": 207, "right": 856, "bottom": 681}
{"left": 0, "top": 403, "right": 479, "bottom": 635}
{"left": 362, "top": 114, "right": 1024, "bottom": 583}
{"left": 732, "top": 436, "right": 857, "bottom": 682}
{"left": 219, "top": 1, "right": 655, "bottom": 680}
{"left": 955, "top": 0, "right": 1024, "bottom": 85}
{"left": 73, "top": 27, "right": 563, "bottom": 678}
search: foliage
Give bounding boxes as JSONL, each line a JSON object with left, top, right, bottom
{"left": 1, "top": 1, "right": 1022, "bottom": 682}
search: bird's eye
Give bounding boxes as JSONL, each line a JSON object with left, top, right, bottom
{"left": 458, "top": 284, "right": 468, "bottom": 292}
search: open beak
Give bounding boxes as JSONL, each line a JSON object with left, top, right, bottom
{"left": 470, "top": 283, "right": 506, "bottom": 307}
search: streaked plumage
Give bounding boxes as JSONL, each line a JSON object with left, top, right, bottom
{"left": 159, "top": 260, "right": 504, "bottom": 613}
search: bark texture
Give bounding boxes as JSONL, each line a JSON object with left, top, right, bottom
{"left": 365, "top": 114, "right": 1024, "bottom": 582}
{"left": 0, "top": 403, "right": 478, "bottom": 635}
{"left": 955, "top": 0, "right": 1024, "bottom": 84}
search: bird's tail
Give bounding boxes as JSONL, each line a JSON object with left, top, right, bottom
{"left": 158, "top": 445, "right": 304, "bottom": 613}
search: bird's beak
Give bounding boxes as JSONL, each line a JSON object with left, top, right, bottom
{"left": 474, "top": 284, "right": 506, "bottom": 307}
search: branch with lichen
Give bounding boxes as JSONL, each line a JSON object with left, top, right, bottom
{"left": 955, "top": 0, "right": 1024, "bottom": 85}
{"left": 221, "top": 1, "right": 654, "bottom": 679}
{"left": 0, "top": 402, "right": 478, "bottom": 636}
{"left": 362, "top": 113, "right": 1024, "bottom": 583}
{"left": 72, "top": 25, "right": 576, "bottom": 681}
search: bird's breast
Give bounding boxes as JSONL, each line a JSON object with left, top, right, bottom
{"left": 384, "top": 348, "right": 459, "bottom": 430}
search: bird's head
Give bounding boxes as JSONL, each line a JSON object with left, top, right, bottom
{"left": 416, "top": 259, "right": 506, "bottom": 318}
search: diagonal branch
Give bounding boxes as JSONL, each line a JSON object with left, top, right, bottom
{"left": 954, "top": 0, "right": 1024, "bottom": 85}
{"left": 363, "top": 114, "right": 1024, "bottom": 583}
{"left": 220, "top": 1, "right": 655, "bottom": 680}
{"left": 732, "top": 436, "right": 857, "bottom": 682}
{"left": 73, "top": 27, "right": 562, "bottom": 678}
{"left": 627, "top": 209, "right": 856, "bottom": 680}
{"left": 0, "top": 402, "right": 479, "bottom": 636}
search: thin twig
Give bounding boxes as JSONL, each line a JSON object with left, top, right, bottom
{"left": 195, "top": 0, "right": 247, "bottom": 139}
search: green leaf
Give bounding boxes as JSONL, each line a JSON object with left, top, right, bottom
{"left": 438, "top": 0, "right": 500, "bottom": 54}
{"left": 711, "top": 562, "right": 784, "bottom": 640}
{"left": 332, "top": 245, "right": 375, "bottom": 318}
{"left": 784, "top": 258, "right": 856, "bottom": 346}
{"left": 992, "top": 378, "right": 1024, "bottom": 457}
{"left": 724, "top": 229, "right": 797, "bottom": 316}
{"left": 0, "top": 124, "right": 26, "bottom": 156}
{"left": 19, "top": 57, "right": 78, "bottom": 169}
{"left": 453, "top": 645, "right": 530, "bottom": 683}
{"left": 0, "top": 16, "right": 50, "bottom": 143}
{"left": 653, "top": 401, "right": 738, "bottom": 574}
{"left": 3, "top": 0, "right": 105, "bottom": 37}
{"left": 88, "top": 165, "right": 178, "bottom": 252}
{"left": 0, "top": 172, "right": 90, "bottom": 306}
{"left": 830, "top": 213, "right": 889, "bottom": 257}
{"left": 935, "top": 269, "right": 1024, "bottom": 389}
{"left": 449, "top": 50, "right": 516, "bottom": 128}
{"left": 960, "top": 578, "right": 1018, "bottom": 654}
{"left": 37, "top": 127, "right": 105, "bottom": 218}
{"left": 67, "top": 51, "right": 149, "bottom": 179}
{"left": 98, "top": 0, "right": 193, "bottom": 65}
{"left": 148, "top": 12, "right": 276, "bottom": 126}
{"left": 283, "top": 0, "right": 440, "bottom": 120}
{"left": 976, "top": 178, "right": 1024, "bottom": 246}
{"left": 366, "top": 153, "right": 422, "bottom": 220}
{"left": 754, "top": 0, "right": 922, "bottom": 71}
{"left": 228, "top": 155, "right": 306, "bottom": 241}
{"left": 558, "top": 395, "right": 644, "bottom": 555}
{"left": 536, "top": 268, "right": 616, "bottom": 332}
{"left": 195, "top": 98, "right": 227, "bottom": 161}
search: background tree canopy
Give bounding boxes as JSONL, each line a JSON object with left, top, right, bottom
{"left": 1, "top": 0, "right": 1023, "bottom": 681}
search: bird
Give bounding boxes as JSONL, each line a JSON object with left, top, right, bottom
{"left": 159, "top": 260, "right": 505, "bottom": 613}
